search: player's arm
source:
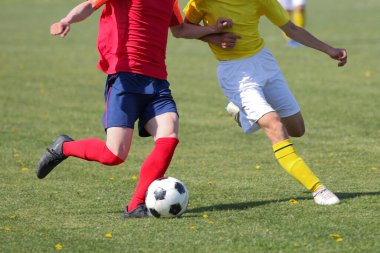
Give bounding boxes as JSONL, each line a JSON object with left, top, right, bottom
{"left": 184, "top": 18, "right": 241, "bottom": 49}
{"left": 171, "top": 17, "right": 232, "bottom": 39}
{"left": 50, "top": 0, "right": 104, "bottom": 38}
{"left": 280, "top": 21, "right": 347, "bottom": 67}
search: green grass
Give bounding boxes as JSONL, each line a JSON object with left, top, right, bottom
{"left": 1, "top": 0, "right": 379, "bottom": 252}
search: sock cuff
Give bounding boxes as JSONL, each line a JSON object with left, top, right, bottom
{"left": 155, "top": 137, "right": 179, "bottom": 146}
{"left": 273, "top": 139, "right": 295, "bottom": 159}
{"left": 102, "top": 145, "right": 124, "bottom": 165}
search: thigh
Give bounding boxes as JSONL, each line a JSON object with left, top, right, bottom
{"left": 265, "top": 74, "right": 304, "bottom": 137}
{"left": 217, "top": 53, "right": 275, "bottom": 134}
{"left": 238, "top": 86, "right": 275, "bottom": 133}
{"left": 264, "top": 73, "right": 300, "bottom": 120}
{"left": 102, "top": 75, "right": 148, "bottom": 130}
{"left": 139, "top": 81, "right": 178, "bottom": 137}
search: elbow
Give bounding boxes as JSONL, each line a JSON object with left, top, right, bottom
{"left": 170, "top": 25, "right": 184, "bottom": 38}
{"left": 281, "top": 21, "right": 298, "bottom": 38}
{"left": 88, "top": 0, "right": 99, "bottom": 10}
{"left": 171, "top": 31, "right": 182, "bottom": 38}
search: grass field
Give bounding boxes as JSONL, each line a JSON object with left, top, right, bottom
{"left": 1, "top": 0, "right": 379, "bottom": 252}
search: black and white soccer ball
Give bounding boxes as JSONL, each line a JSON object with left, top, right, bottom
{"left": 145, "top": 177, "right": 189, "bottom": 218}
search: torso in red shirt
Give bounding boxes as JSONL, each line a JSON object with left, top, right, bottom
{"left": 93, "top": 0, "right": 183, "bottom": 80}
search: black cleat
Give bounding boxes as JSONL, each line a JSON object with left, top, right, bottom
{"left": 36, "top": 135, "right": 73, "bottom": 179}
{"left": 124, "top": 204, "right": 149, "bottom": 219}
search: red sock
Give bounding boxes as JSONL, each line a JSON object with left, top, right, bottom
{"left": 63, "top": 138, "right": 124, "bottom": 166}
{"left": 127, "top": 137, "right": 179, "bottom": 212}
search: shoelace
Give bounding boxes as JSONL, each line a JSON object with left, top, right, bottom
{"left": 46, "top": 148, "right": 64, "bottom": 162}
{"left": 315, "top": 188, "right": 334, "bottom": 199}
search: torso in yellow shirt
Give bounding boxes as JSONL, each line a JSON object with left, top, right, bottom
{"left": 184, "top": 0, "right": 290, "bottom": 61}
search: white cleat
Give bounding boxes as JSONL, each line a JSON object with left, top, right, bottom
{"left": 225, "top": 102, "right": 240, "bottom": 115}
{"left": 225, "top": 102, "right": 241, "bottom": 127}
{"left": 312, "top": 186, "right": 340, "bottom": 205}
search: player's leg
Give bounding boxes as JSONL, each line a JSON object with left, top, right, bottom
{"left": 36, "top": 74, "right": 133, "bottom": 179}
{"left": 258, "top": 112, "right": 322, "bottom": 190}
{"left": 285, "top": 0, "right": 306, "bottom": 47}
{"left": 217, "top": 50, "right": 337, "bottom": 204}
{"left": 281, "top": 111, "right": 305, "bottom": 137}
{"left": 126, "top": 81, "right": 179, "bottom": 215}
{"left": 225, "top": 102, "right": 305, "bottom": 137}
{"left": 36, "top": 131, "right": 129, "bottom": 180}
{"left": 63, "top": 127, "right": 131, "bottom": 163}
{"left": 263, "top": 56, "right": 339, "bottom": 205}
{"left": 278, "top": 0, "right": 292, "bottom": 13}
{"left": 293, "top": 0, "right": 306, "bottom": 28}
{"left": 60, "top": 73, "right": 139, "bottom": 164}
{"left": 278, "top": 0, "right": 297, "bottom": 45}
{"left": 259, "top": 113, "right": 339, "bottom": 205}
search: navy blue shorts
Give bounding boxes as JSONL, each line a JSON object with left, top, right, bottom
{"left": 102, "top": 72, "right": 178, "bottom": 137}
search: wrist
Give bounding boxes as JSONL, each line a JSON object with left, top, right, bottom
{"left": 325, "top": 46, "right": 336, "bottom": 56}
{"left": 60, "top": 18, "right": 71, "bottom": 25}
{"left": 209, "top": 25, "right": 219, "bottom": 34}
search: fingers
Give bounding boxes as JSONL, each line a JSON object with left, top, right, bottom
{"left": 221, "top": 19, "right": 232, "bottom": 29}
{"left": 220, "top": 33, "right": 242, "bottom": 49}
{"left": 221, "top": 42, "right": 234, "bottom": 49}
{"left": 50, "top": 22, "right": 70, "bottom": 37}
{"left": 216, "top": 18, "right": 232, "bottom": 30}
{"left": 337, "top": 49, "right": 347, "bottom": 67}
{"left": 61, "top": 26, "right": 71, "bottom": 37}
{"left": 230, "top": 34, "right": 242, "bottom": 40}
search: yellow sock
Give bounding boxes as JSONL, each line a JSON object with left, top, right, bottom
{"left": 273, "top": 139, "right": 321, "bottom": 192}
{"left": 293, "top": 10, "right": 305, "bottom": 28}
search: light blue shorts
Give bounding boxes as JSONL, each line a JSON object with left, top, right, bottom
{"left": 217, "top": 48, "right": 300, "bottom": 134}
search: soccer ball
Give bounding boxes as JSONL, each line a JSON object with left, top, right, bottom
{"left": 145, "top": 177, "right": 189, "bottom": 218}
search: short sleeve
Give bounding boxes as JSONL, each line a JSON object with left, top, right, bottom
{"left": 260, "top": 0, "right": 290, "bottom": 26}
{"left": 170, "top": 0, "right": 184, "bottom": 27}
{"left": 91, "top": 0, "right": 109, "bottom": 10}
{"left": 183, "top": 0, "right": 204, "bottom": 24}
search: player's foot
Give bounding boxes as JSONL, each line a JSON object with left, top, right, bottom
{"left": 36, "top": 135, "right": 73, "bottom": 179}
{"left": 286, "top": 40, "right": 304, "bottom": 48}
{"left": 312, "top": 186, "right": 340, "bottom": 205}
{"left": 225, "top": 102, "right": 241, "bottom": 127}
{"left": 124, "top": 204, "right": 149, "bottom": 218}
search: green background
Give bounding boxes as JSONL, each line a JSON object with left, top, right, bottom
{"left": 0, "top": 0, "right": 379, "bottom": 252}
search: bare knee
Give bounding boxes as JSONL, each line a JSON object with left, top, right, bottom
{"left": 281, "top": 112, "right": 305, "bottom": 138}
{"left": 100, "top": 154, "right": 125, "bottom": 166}
{"left": 288, "top": 125, "right": 305, "bottom": 137}
{"left": 258, "top": 112, "right": 288, "bottom": 144}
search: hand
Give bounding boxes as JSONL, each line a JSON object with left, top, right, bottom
{"left": 206, "top": 32, "right": 242, "bottom": 49}
{"left": 328, "top": 48, "right": 347, "bottom": 67}
{"left": 50, "top": 21, "right": 70, "bottom": 37}
{"left": 219, "top": 33, "right": 242, "bottom": 49}
{"left": 214, "top": 18, "right": 233, "bottom": 33}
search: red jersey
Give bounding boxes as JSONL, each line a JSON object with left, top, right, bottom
{"left": 92, "top": 0, "right": 183, "bottom": 80}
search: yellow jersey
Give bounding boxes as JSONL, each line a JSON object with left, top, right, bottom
{"left": 184, "top": 0, "right": 290, "bottom": 61}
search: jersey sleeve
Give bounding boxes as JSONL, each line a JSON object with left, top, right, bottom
{"left": 170, "top": 0, "right": 184, "bottom": 27}
{"left": 183, "top": 0, "right": 204, "bottom": 24}
{"left": 260, "top": 0, "right": 290, "bottom": 27}
{"left": 91, "top": 0, "right": 109, "bottom": 10}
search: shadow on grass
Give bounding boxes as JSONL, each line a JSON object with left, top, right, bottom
{"left": 187, "top": 191, "right": 380, "bottom": 214}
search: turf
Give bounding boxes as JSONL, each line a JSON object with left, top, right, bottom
{"left": 0, "top": 0, "right": 379, "bottom": 252}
